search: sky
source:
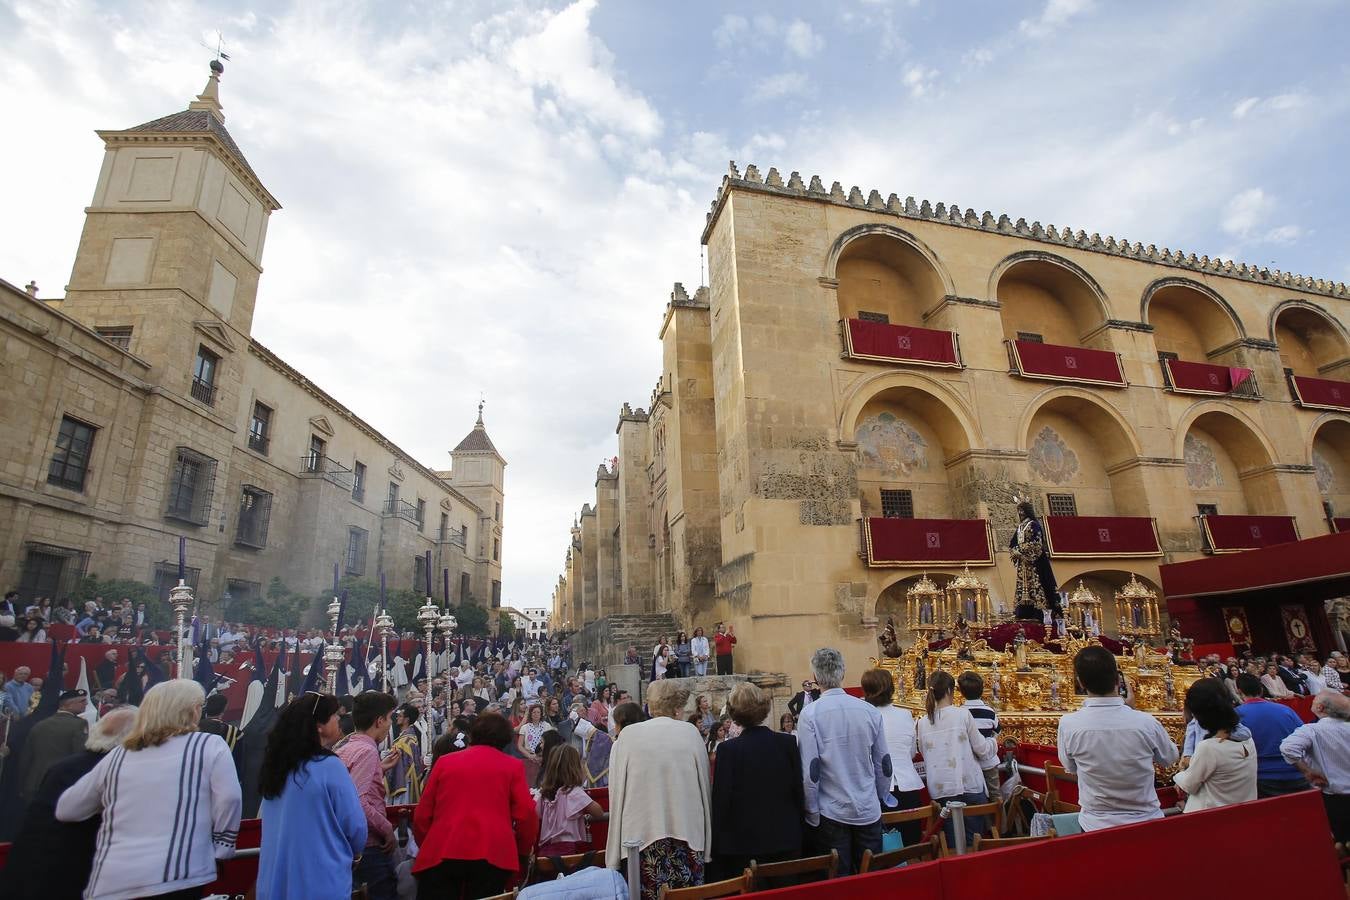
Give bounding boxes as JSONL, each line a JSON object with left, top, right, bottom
{"left": 2, "top": 0, "right": 1348, "bottom": 611}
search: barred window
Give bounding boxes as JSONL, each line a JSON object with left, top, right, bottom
{"left": 96, "top": 326, "right": 133, "bottom": 350}
{"left": 346, "top": 527, "right": 368, "bottom": 576}
{"left": 153, "top": 561, "right": 202, "bottom": 602}
{"left": 48, "top": 416, "right": 96, "bottom": 491}
{"left": 413, "top": 554, "right": 426, "bottom": 592}
{"left": 191, "top": 345, "right": 219, "bottom": 406}
{"left": 416, "top": 498, "right": 427, "bottom": 530}
{"left": 493, "top": 537, "right": 501, "bottom": 561}
{"left": 1197, "top": 503, "right": 1218, "bottom": 517}
{"left": 19, "top": 542, "right": 90, "bottom": 602}
{"left": 165, "top": 447, "right": 218, "bottom": 526}
{"left": 1046, "top": 493, "right": 1078, "bottom": 517}
{"left": 460, "top": 572, "right": 471, "bottom": 603}
{"left": 234, "top": 485, "right": 273, "bottom": 549}
{"left": 1017, "top": 332, "right": 1044, "bottom": 343}
{"left": 880, "top": 489, "right": 914, "bottom": 519}
{"left": 858, "top": 311, "right": 890, "bottom": 324}
{"left": 248, "top": 403, "right": 272, "bottom": 455}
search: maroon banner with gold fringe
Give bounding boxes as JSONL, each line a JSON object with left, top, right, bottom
{"left": 863, "top": 517, "right": 994, "bottom": 567}
{"left": 1010, "top": 339, "right": 1126, "bottom": 387}
{"left": 1043, "top": 515, "right": 1162, "bottom": 557}
{"left": 1290, "top": 375, "right": 1350, "bottom": 411}
{"left": 843, "top": 318, "right": 961, "bottom": 367}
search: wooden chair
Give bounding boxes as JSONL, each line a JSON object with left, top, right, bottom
{"left": 658, "top": 870, "right": 752, "bottom": 899}
{"left": 1044, "top": 763, "right": 1081, "bottom": 814}
{"left": 971, "top": 833, "right": 1053, "bottom": 851}
{"left": 935, "top": 798, "right": 1004, "bottom": 857}
{"left": 748, "top": 849, "right": 838, "bottom": 889}
{"left": 526, "top": 848, "right": 606, "bottom": 884}
{"left": 881, "top": 802, "right": 940, "bottom": 833}
{"left": 480, "top": 891, "right": 518, "bottom": 900}
{"left": 859, "top": 837, "right": 940, "bottom": 873}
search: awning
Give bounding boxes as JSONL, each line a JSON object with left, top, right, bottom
{"left": 1160, "top": 531, "right": 1350, "bottom": 602}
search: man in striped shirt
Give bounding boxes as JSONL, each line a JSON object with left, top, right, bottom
{"left": 958, "top": 672, "right": 1003, "bottom": 800}
{"left": 338, "top": 691, "right": 400, "bottom": 900}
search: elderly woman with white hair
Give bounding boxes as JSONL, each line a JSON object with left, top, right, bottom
{"left": 1, "top": 706, "right": 139, "bottom": 899}
{"left": 57, "top": 680, "right": 242, "bottom": 899}
{"left": 606, "top": 678, "right": 712, "bottom": 900}
{"left": 1281, "top": 690, "right": 1350, "bottom": 842}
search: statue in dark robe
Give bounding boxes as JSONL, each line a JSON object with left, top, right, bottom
{"left": 1010, "top": 501, "right": 1061, "bottom": 621}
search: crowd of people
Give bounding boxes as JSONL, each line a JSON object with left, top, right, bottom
{"left": 2, "top": 596, "right": 1349, "bottom": 900}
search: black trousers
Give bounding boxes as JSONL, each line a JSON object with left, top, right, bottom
{"left": 716, "top": 654, "right": 733, "bottom": 675}
{"left": 890, "top": 788, "right": 926, "bottom": 847}
{"left": 415, "top": 859, "right": 509, "bottom": 900}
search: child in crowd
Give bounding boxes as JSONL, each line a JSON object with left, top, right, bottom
{"left": 536, "top": 745, "right": 606, "bottom": 855}
{"left": 958, "top": 671, "right": 1003, "bottom": 799}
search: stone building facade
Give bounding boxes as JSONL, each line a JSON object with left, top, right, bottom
{"left": 0, "top": 64, "right": 504, "bottom": 617}
{"left": 555, "top": 162, "right": 1350, "bottom": 679}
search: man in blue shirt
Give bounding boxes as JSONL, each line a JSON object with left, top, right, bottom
{"left": 4, "top": 667, "right": 35, "bottom": 718}
{"left": 798, "top": 647, "right": 895, "bottom": 876}
{"left": 1235, "top": 673, "right": 1309, "bottom": 796}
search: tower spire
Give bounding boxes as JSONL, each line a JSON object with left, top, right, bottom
{"left": 188, "top": 58, "right": 226, "bottom": 121}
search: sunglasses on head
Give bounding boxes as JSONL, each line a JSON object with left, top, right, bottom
{"left": 304, "top": 690, "right": 326, "bottom": 715}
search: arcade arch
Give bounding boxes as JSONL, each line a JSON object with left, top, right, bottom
{"left": 993, "top": 253, "right": 1110, "bottom": 346}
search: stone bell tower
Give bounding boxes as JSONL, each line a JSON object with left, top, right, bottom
{"left": 61, "top": 60, "right": 281, "bottom": 387}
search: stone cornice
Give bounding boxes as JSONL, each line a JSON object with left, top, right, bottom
{"left": 96, "top": 131, "right": 281, "bottom": 211}
{"left": 1207, "top": 337, "right": 1281, "bottom": 357}
{"left": 701, "top": 162, "right": 1350, "bottom": 302}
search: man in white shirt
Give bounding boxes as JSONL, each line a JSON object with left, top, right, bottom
{"left": 1057, "top": 646, "right": 1178, "bottom": 832}
{"left": 1299, "top": 653, "right": 1328, "bottom": 695}
{"left": 522, "top": 667, "right": 541, "bottom": 703}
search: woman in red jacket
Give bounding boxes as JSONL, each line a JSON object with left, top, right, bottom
{"left": 412, "top": 712, "right": 540, "bottom": 899}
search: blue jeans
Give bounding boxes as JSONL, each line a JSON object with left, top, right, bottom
{"left": 354, "top": 845, "right": 398, "bottom": 900}
{"left": 812, "top": 815, "right": 882, "bottom": 877}
{"left": 935, "top": 791, "right": 988, "bottom": 850}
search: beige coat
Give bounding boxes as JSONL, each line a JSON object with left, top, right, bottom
{"left": 606, "top": 714, "right": 712, "bottom": 863}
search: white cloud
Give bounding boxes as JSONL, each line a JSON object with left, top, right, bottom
{"left": 713, "top": 14, "right": 748, "bottom": 49}
{"left": 784, "top": 20, "right": 824, "bottom": 58}
{"left": 1019, "top": 0, "right": 1094, "bottom": 37}
{"left": 749, "top": 71, "right": 809, "bottom": 102}
{"left": 1220, "top": 188, "right": 1303, "bottom": 245}
{"left": 1233, "top": 92, "right": 1309, "bottom": 119}
{"left": 902, "top": 64, "right": 938, "bottom": 98}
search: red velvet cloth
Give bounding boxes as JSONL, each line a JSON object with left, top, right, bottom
{"left": 1276, "top": 695, "right": 1317, "bottom": 723}
{"left": 1192, "top": 642, "right": 1237, "bottom": 660}
{"left": 929, "top": 622, "right": 1123, "bottom": 654}
{"left": 1043, "top": 516, "right": 1161, "bottom": 557}
{"left": 1333, "top": 517, "right": 1350, "bottom": 534}
{"left": 1163, "top": 531, "right": 1350, "bottom": 598}
{"left": 844, "top": 319, "right": 961, "bottom": 367}
{"left": 1164, "top": 358, "right": 1253, "bottom": 395}
{"left": 1010, "top": 340, "right": 1125, "bottom": 386}
{"left": 1200, "top": 514, "right": 1299, "bottom": 551}
{"left": 864, "top": 518, "right": 994, "bottom": 566}
{"left": 1291, "top": 374, "right": 1350, "bottom": 411}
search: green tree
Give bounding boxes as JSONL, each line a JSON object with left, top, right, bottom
{"left": 242, "top": 577, "right": 311, "bottom": 629}
{"left": 498, "top": 611, "right": 516, "bottom": 640}
{"left": 71, "top": 575, "right": 164, "bottom": 626}
{"left": 453, "top": 601, "right": 490, "bottom": 637}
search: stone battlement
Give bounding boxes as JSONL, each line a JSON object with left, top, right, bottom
{"left": 703, "top": 161, "right": 1349, "bottom": 301}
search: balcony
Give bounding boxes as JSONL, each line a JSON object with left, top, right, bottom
{"left": 841, "top": 319, "right": 962, "bottom": 368}
{"left": 1198, "top": 514, "right": 1299, "bottom": 553}
{"left": 190, "top": 376, "right": 216, "bottom": 406}
{"left": 1162, "top": 358, "right": 1259, "bottom": 400}
{"left": 1007, "top": 339, "right": 1126, "bottom": 388}
{"left": 859, "top": 517, "right": 994, "bottom": 567}
{"left": 297, "top": 454, "right": 355, "bottom": 490}
{"left": 247, "top": 432, "right": 270, "bottom": 455}
{"left": 1043, "top": 516, "right": 1162, "bottom": 557}
{"left": 438, "top": 527, "right": 468, "bottom": 550}
{"left": 383, "top": 497, "right": 421, "bottom": 525}
{"left": 1289, "top": 374, "right": 1350, "bottom": 411}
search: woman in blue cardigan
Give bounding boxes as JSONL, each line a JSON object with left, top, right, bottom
{"left": 257, "top": 692, "right": 367, "bottom": 900}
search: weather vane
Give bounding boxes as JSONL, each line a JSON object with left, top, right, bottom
{"left": 199, "top": 31, "right": 231, "bottom": 65}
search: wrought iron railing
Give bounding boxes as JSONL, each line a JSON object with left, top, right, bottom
{"left": 190, "top": 376, "right": 216, "bottom": 406}
{"left": 438, "top": 528, "right": 468, "bottom": 550}
{"left": 383, "top": 497, "right": 421, "bottom": 524}
{"left": 297, "top": 455, "right": 355, "bottom": 490}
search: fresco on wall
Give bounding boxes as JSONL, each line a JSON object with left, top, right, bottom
{"left": 1184, "top": 433, "right": 1225, "bottom": 489}
{"left": 1314, "top": 449, "right": 1336, "bottom": 495}
{"left": 855, "top": 412, "right": 929, "bottom": 477}
{"left": 1028, "top": 425, "right": 1079, "bottom": 484}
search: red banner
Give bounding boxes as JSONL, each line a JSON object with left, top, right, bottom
{"left": 1043, "top": 516, "right": 1162, "bottom": 557}
{"left": 1201, "top": 515, "right": 1299, "bottom": 552}
{"left": 1010, "top": 339, "right": 1126, "bottom": 386}
{"left": 1220, "top": 606, "right": 1252, "bottom": 646}
{"left": 1290, "top": 375, "right": 1350, "bottom": 411}
{"left": 1282, "top": 604, "right": 1317, "bottom": 653}
{"left": 863, "top": 517, "right": 994, "bottom": 567}
{"left": 843, "top": 319, "right": 961, "bottom": 367}
{"left": 1164, "top": 358, "right": 1253, "bottom": 396}
{"left": 1334, "top": 518, "right": 1350, "bottom": 534}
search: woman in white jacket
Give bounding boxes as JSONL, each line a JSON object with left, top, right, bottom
{"left": 690, "top": 627, "right": 712, "bottom": 677}
{"left": 916, "top": 670, "right": 994, "bottom": 847}
{"left": 862, "top": 668, "right": 926, "bottom": 846}
{"left": 56, "top": 679, "right": 242, "bottom": 900}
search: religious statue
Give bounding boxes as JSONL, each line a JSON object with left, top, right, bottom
{"left": 878, "top": 617, "right": 903, "bottom": 658}
{"left": 1013, "top": 627, "right": 1031, "bottom": 671}
{"left": 1010, "top": 500, "right": 1061, "bottom": 621}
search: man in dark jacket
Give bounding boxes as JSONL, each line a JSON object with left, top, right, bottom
{"left": 787, "top": 680, "right": 820, "bottom": 718}
{"left": 16, "top": 690, "right": 89, "bottom": 808}
{"left": 0, "top": 706, "right": 138, "bottom": 899}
